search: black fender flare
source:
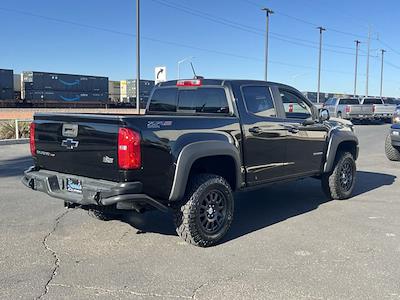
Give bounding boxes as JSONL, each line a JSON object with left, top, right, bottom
{"left": 323, "top": 130, "right": 358, "bottom": 173}
{"left": 168, "top": 141, "right": 242, "bottom": 202}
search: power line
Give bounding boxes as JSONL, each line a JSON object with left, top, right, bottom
{"left": 377, "top": 38, "right": 400, "bottom": 56}
{"left": 0, "top": 6, "right": 359, "bottom": 76}
{"left": 238, "top": 0, "right": 370, "bottom": 39}
{"left": 150, "top": 0, "right": 368, "bottom": 56}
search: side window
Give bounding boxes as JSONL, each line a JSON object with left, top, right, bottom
{"left": 148, "top": 88, "right": 177, "bottom": 112}
{"left": 280, "top": 89, "right": 312, "bottom": 119}
{"left": 177, "top": 88, "right": 229, "bottom": 114}
{"left": 242, "top": 86, "right": 276, "bottom": 117}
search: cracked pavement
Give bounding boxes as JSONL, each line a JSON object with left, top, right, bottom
{"left": 1, "top": 124, "right": 400, "bottom": 299}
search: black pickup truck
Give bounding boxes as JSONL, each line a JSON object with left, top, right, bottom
{"left": 23, "top": 79, "right": 359, "bottom": 247}
{"left": 385, "top": 124, "right": 400, "bottom": 161}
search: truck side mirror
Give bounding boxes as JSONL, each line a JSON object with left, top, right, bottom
{"left": 319, "top": 109, "right": 330, "bottom": 122}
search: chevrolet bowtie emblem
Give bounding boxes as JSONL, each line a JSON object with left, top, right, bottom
{"left": 61, "top": 138, "right": 79, "bottom": 150}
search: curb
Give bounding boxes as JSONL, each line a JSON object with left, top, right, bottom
{"left": 0, "top": 139, "right": 29, "bottom": 146}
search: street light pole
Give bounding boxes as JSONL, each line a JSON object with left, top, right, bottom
{"left": 261, "top": 8, "right": 273, "bottom": 82}
{"left": 354, "top": 40, "right": 361, "bottom": 97}
{"left": 380, "top": 49, "right": 386, "bottom": 98}
{"left": 136, "top": 0, "right": 140, "bottom": 114}
{"left": 365, "top": 25, "right": 371, "bottom": 97}
{"left": 317, "top": 26, "right": 326, "bottom": 104}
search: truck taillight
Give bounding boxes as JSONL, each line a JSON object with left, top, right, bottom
{"left": 118, "top": 128, "right": 141, "bottom": 170}
{"left": 288, "top": 104, "right": 294, "bottom": 113}
{"left": 345, "top": 105, "right": 351, "bottom": 113}
{"left": 30, "top": 123, "right": 36, "bottom": 156}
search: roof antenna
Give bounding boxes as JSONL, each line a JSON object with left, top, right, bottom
{"left": 190, "top": 62, "right": 203, "bottom": 80}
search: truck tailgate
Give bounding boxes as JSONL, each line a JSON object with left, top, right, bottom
{"left": 34, "top": 113, "right": 124, "bottom": 181}
{"left": 348, "top": 105, "right": 373, "bottom": 116}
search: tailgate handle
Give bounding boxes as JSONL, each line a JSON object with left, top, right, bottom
{"left": 62, "top": 124, "right": 78, "bottom": 137}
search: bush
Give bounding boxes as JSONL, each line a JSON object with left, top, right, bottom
{"left": 0, "top": 120, "right": 31, "bottom": 140}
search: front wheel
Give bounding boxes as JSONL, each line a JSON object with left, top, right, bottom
{"left": 385, "top": 134, "right": 400, "bottom": 161}
{"left": 321, "top": 152, "right": 356, "bottom": 200}
{"left": 173, "top": 174, "right": 234, "bottom": 247}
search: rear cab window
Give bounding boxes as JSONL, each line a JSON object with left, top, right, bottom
{"left": 362, "top": 98, "right": 383, "bottom": 105}
{"left": 384, "top": 98, "right": 395, "bottom": 104}
{"left": 148, "top": 86, "right": 230, "bottom": 115}
{"left": 339, "top": 99, "right": 360, "bottom": 105}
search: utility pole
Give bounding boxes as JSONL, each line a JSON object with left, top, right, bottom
{"left": 317, "top": 26, "right": 326, "bottom": 103}
{"left": 380, "top": 49, "right": 386, "bottom": 98}
{"left": 354, "top": 40, "right": 361, "bottom": 97}
{"left": 136, "top": 0, "right": 140, "bottom": 114}
{"left": 261, "top": 8, "right": 273, "bottom": 81}
{"left": 365, "top": 25, "right": 371, "bottom": 97}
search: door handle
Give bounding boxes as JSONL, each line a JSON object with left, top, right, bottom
{"left": 249, "top": 126, "right": 262, "bottom": 135}
{"left": 288, "top": 127, "right": 299, "bottom": 134}
{"left": 283, "top": 125, "right": 299, "bottom": 134}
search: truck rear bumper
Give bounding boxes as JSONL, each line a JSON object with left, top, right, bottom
{"left": 374, "top": 113, "right": 393, "bottom": 119}
{"left": 21, "top": 167, "right": 169, "bottom": 212}
{"left": 344, "top": 114, "right": 374, "bottom": 120}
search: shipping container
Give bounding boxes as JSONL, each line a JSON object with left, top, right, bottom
{"left": 0, "top": 69, "right": 14, "bottom": 90}
{"left": 22, "top": 71, "right": 109, "bottom": 93}
{"left": 0, "top": 88, "right": 14, "bottom": 100}
{"left": 120, "top": 79, "right": 155, "bottom": 102}
{"left": 108, "top": 80, "right": 121, "bottom": 102}
{"left": 24, "top": 90, "right": 108, "bottom": 102}
{"left": 13, "top": 74, "right": 21, "bottom": 92}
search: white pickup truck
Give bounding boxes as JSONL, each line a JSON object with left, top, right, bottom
{"left": 324, "top": 97, "right": 374, "bottom": 121}
{"left": 360, "top": 97, "right": 397, "bottom": 122}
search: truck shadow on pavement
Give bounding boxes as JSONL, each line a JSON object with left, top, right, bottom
{"left": 0, "top": 156, "right": 32, "bottom": 178}
{"left": 122, "top": 170, "right": 396, "bottom": 243}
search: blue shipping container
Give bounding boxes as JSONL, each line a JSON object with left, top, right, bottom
{"left": 22, "top": 71, "right": 108, "bottom": 93}
{"left": 24, "top": 90, "right": 108, "bottom": 102}
{"left": 0, "top": 69, "right": 14, "bottom": 90}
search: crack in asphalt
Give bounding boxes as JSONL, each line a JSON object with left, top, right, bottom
{"left": 48, "top": 283, "right": 192, "bottom": 299}
{"left": 191, "top": 271, "right": 246, "bottom": 299}
{"left": 35, "top": 210, "right": 70, "bottom": 300}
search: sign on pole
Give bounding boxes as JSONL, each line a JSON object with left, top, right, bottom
{"left": 155, "top": 66, "right": 167, "bottom": 84}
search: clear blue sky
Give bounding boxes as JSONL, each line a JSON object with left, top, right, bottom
{"left": 0, "top": 0, "right": 399, "bottom": 96}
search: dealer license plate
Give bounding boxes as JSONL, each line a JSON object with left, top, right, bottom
{"left": 66, "top": 178, "right": 82, "bottom": 194}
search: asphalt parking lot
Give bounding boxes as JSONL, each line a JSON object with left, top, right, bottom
{"left": 0, "top": 124, "right": 399, "bottom": 299}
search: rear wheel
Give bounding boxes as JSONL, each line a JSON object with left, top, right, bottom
{"left": 173, "top": 174, "right": 234, "bottom": 247}
{"left": 322, "top": 152, "right": 356, "bottom": 200}
{"left": 337, "top": 112, "right": 342, "bottom": 118}
{"left": 385, "top": 134, "right": 400, "bottom": 161}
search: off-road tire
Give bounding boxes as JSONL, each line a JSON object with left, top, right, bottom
{"left": 321, "top": 151, "right": 356, "bottom": 200}
{"left": 385, "top": 134, "right": 400, "bottom": 161}
{"left": 173, "top": 174, "right": 234, "bottom": 247}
